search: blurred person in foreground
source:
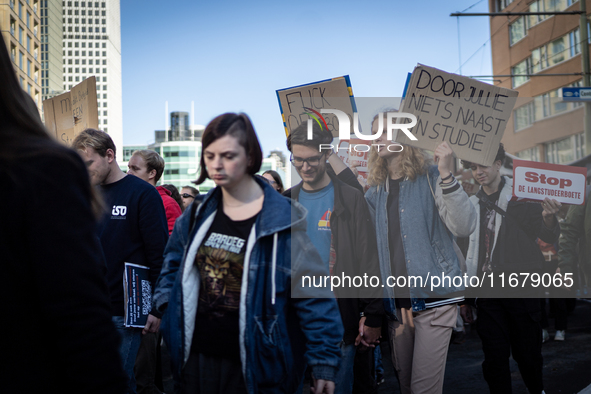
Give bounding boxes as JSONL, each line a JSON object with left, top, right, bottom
{"left": 152, "top": 113, "right": 343, "bottom": 393}
{"left": 0, "top": 34, "right": 126, "bottom": 393}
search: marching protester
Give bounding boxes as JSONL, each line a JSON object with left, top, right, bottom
{"left": 557, "top": 185, "right": 591, "bottom": 341}
{"left": 163, "top": 183, "right": 186, "bottom": 212}
{"left": 181, "top": 185, "right": 200, "bottom": 210}
{"left": 128, "top": 149, "right": 183, "bottom": 235}
{"left": 0, "top": 34, "right": 127, "bottom": 393}
{"left": 460, "top": 144, "right": 561, "bottom": 394}
{"left": 284, "top": 120, "right": 385, "bottom": 394}
{"left": 126, "top": 149, "right": 183, "bottom": 394}
{"left": 73, "top": 130, "right": 169, "bottom": 394}
{"left": 262, "top": 169, "right": 285, "bottom": 193}
{"left": 365, "top": 112, "right": 477, "bottom": 394}
{"left": 152, "top": 113, "right": 343, "bottom": 394}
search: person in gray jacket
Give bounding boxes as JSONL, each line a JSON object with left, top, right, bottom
{"left": 365, "top": 112, "right": 477, "bottom": 394}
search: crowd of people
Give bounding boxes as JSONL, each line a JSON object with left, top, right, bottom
{"left": 2, "top": 31, "right": 590, "bottom": 394}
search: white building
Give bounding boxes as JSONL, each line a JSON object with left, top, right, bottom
{"left": 61, "top": 0, "right": 122, "bottom": 161}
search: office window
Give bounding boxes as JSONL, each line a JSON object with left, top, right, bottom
{"left": 102, "top": 60, "right": 106, "bottom": 65}
{"left": 510, "top": 16, "right": 527, "bottom": 45}
{"left": 531, "top": 47, "right": 548, "bottom": 72}
{"left": 27, "top": 35, "right": 30, "bottom": 52}
{"left": 75, "top": 76, "right": 79, "bottom": 82}
{"left": 19, "top": 2, "right": 22, "bottom": 18}
{"left": 512, "top": 57, "right": 531, "bottom": 87}
{"left": 569, "top": 28, "right": 581, "bottom": 57}
{"left": 102, "top": 42, "right": 106, "bottom": 48}
{"left": 26, "top": 12, "right": 30, "bottom": 27}
{"left": 103, "top": 102, "right": 107, "bottom": 107}
{"left": 549, "top": 36, "right": 567, "bottom": 66}
{"left": 103, "top": 111, "right": 107, "bottom": 116}
{"left": 102, "top": 76, "right": 106, "bottom": 82}
{"left": 103, "top": 84, "right": 106, "bottom": 90}
{"left": 19, "top": 27, "right": 23, "bottom": 44}
{"left": 516, "top": 147, "right": 540, "bottom": 162}
{"left": 27, "top": 59, "right": 31, "bottom": 76}
{"left": 95, "top": 51, "right": 99, "bottom": 56}
{"left": 514, "top": 102, "right": 534, "bottom": 131}
{"left": 102, "top": 51, "right": 106, "bottom": 56}
{"left": 19, "top": 51, "right": 23, "bottom": 69}
{"left": 103, "top": 68, "right": 106, "bottom": 73}
{"left": 545, "top": 134, "right": 584, "bottom": 163}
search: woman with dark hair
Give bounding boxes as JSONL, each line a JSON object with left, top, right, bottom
{"left": 0, "top": 35, "right": 126, "bottom": 393}
{"left": 262, "top": 169, "right": 285, "bottom": 193}
{"left": 152, "top": 112, "right": 343, "bottom": 393}
{"left": 162, "top": 184, "right": 185, "bottom": 213}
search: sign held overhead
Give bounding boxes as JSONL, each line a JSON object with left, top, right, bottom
{"left": 397, "top": 64, "right": 519, "bottom": 166}
{"left": 43, "top": 76, "right": 99, "bottom": 145}
{"left": 276, "top": 76, "right": 356, "bottom": 138}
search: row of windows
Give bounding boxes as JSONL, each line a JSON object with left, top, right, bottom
{"left": 545, "top": 133, "right": 585, "bottom": 164}
{"left": 64, "top": 18, "right": 106, "bottom": 24}
{"left": 63, "top": 58, "right": 107, "bottom": 67}
{"left": 62, "top": 70, "right": 106, "bottom": 81}
{"left": 63, "top": 1, "right": 106, "bottom": 7}
{"left": 512, "top": 27, "right": 586, "bottom": 87}
{"left": 64, "top": 9, "right": 105, "bottom": 16}
{"left": 514, "top": 81, "right": 582, "bottom": 131}
{"left": 64, "top": 50, "right": 107, "bottom": 57}
{"left": 63, "top": 26, "right": 107, "bottom": 33}
{"left": 509, "top": 0, "right": 580, "bottom": 46}
{"left": 64, "top": 41, "right": 106, "bottom": 48}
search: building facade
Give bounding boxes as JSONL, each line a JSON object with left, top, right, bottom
{"left": 122, "top": 111, "right": 212, "bottom": 191}
{"left": 490, "top": 0, "right": 588, "bottom": 164}
{"left": 40, "top": 0, "right": 62, "bottom": 101}
{"left": 61, "top": 0, "right": 122, "bottom": 161}
{"left": 1, "top": 0, "right": 42, "bottom": 109}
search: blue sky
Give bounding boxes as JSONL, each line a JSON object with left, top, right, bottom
{"left": 120, "top": 0, "right": 494, "bottom": 156}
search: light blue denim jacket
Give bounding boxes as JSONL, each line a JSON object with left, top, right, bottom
{"left": 152, "top": 178, "right": 343, "bottom": 393}
{"left": 365, "top": 166, "right": 477, "bottom": 320}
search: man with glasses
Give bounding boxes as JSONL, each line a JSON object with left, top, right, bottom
{"left": 284, "top": 121, "right": 384, "bottom": 394}
{"left": 180, "top": 186, "right": 199, "bottom": 210}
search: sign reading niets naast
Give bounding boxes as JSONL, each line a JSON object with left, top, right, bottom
{"left": 397, "top": 64, "right": 519, "bottom": 166}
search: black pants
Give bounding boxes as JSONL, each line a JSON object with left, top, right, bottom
{"left": 476, "top": 298, "right": 543, "bottom": 394}
{"left": 181, "top": 352, "right": 247, "bottom": 394}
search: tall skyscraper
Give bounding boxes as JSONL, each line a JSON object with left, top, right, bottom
{"left": 61, "top": 0, "right": 122, "bottom": 160}
{"left": 1, "top": 0, "right": 42, "bottom": 109}
{"left": 40, "top": 0, "right": 63, "bottom": 101}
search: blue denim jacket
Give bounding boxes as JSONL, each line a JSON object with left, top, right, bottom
{"left": 365, "top": 166, "right": 477, "bottom": 320}
{"left": 152, "top": 178, "right": 343, "bottom": 393}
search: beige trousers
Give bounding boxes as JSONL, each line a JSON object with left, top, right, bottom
{"left": 387, "top": 304, "right": 457, "bottom": 394}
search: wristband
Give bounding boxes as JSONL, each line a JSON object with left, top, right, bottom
{"left": 440, "top": 172, "right": 453, "bottom": 181}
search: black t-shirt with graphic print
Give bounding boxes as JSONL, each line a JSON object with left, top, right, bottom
{"left": 191, "top": 207, "right": 258, "bottom": 360}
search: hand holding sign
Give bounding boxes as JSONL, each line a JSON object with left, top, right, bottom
{"left": 433, "top": 141, "right": 454, "bottom": 181}
{"left": 541, "top": 198, "right": 562, "bottom": 228}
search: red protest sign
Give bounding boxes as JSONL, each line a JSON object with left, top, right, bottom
{"left": 512, "top": 159, "right": 587, "bottom": 205}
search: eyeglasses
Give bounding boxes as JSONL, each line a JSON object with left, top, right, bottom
{"left": 181, "top": 193, "right": 195, "bottom": 199}
{"left": 290, "top": 154, "right": 325, "bottom": 168}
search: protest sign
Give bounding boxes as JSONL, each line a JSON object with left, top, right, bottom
{"left": 42, "top": 77, "right": 98, "bottom": 145}
{"left": 397, "top": 64, "right": 518, "bottom": 166}
{"left": 512, "top": 159, "right": 587, "bottom": 205}
{"left": 337, "top": 139, "right": 371, "bottom": 187}
{"left": 123, "top": 262, "right": 151, "bottom": 328}
{"left": 277, "top": 76, "right": 356, "bottom": 138}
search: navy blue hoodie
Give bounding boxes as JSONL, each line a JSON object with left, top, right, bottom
{"left": 97, "top": 174, "right": 168, "bottom": 316}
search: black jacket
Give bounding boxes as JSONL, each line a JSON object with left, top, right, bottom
{"left": 284, "top": 168, "right": 384, "bottom": 343}
{"left": 0, "top": 140, "right": 127, "bottom": 393}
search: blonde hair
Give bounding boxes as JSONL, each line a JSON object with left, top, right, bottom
{"left": 366, "top": 111, "right": 429, "bottom": 186}
{"left": 367, "top": 145, "right": 429, "bottom": 186}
